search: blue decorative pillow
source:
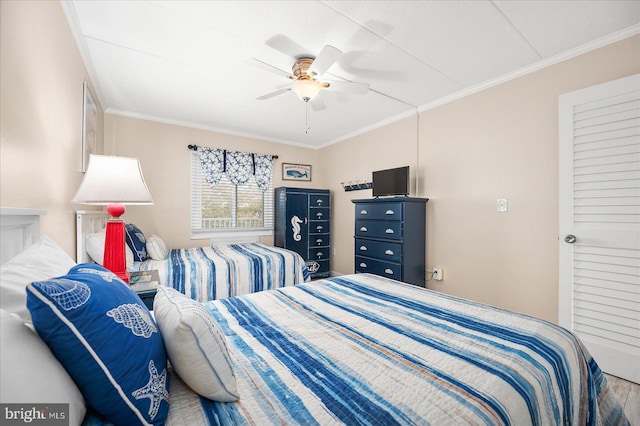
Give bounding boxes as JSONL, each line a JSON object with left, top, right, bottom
{"left": 26, "top": 263, "right": 169, "bottom": 425}
{"left": 126, "top": 223, "right": 148, "bottom": 261}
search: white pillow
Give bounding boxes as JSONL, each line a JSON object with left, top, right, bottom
{"left": 86, "top": 231, "right": 134, "bottom": 268}
{"left": 0, "top": 309, "right": 86, "bottom": 424}
{"left": 0, "top": 236, "right": 76, "bottom": 323}
{"left": 153, "top": 286, "right": 239, "bottom": 401}
{"left": 147, "top": 234, "right": 168, "bottom": 260}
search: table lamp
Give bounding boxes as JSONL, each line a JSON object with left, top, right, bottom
{"left": 72, "top": 154, "right": 153, "bottom": 282}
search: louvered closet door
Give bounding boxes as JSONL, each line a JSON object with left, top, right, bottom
{"left": 559, "top": 73, "right": 640, "bottom": 384}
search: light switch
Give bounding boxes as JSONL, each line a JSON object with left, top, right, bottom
{"left": 497, "top": 198, "right": 508, "bottom": 212}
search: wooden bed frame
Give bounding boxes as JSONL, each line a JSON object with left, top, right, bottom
{"left": 0, "top": 207, "right": 47, "bottom": 265}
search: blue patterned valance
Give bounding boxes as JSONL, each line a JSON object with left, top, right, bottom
{"left": 199, "top": 148, "right": 273, "bottom": 191}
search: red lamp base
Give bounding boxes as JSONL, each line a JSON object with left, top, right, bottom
{"left": 103, "top": 203, "right": 129, "bottom": 283}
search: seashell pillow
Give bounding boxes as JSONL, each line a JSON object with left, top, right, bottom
{"left": 146, "top": 234, "right": 168, "bottom": 261}
{"left": 26, "top": 263, "right": 169, "bottom": 425}
{"left": 125, "top": 223, "right": 148, "bottom": 262}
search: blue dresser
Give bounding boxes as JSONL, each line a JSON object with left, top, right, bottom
{"left": 352, "top": 197, "right": 428, "bottom": 286}
{"left": 275, "top": 187, "right": 331, "bottom": 278}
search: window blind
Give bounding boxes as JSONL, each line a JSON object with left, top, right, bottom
{"left": 191, "top": 152, "right": 273, "bottom": 236}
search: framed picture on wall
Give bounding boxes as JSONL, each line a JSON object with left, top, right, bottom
{"left": 82, "top": 81, "right": 97, "bottom": 172}
{"left": 282, "top": 163, "right": 311, "bottom": 181}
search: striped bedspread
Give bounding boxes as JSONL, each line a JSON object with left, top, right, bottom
{"left": 168, "top": 273, "right": 628, "bottom": 425}
{"left": 138, "top": 243, "right": 309, "bottom": 302}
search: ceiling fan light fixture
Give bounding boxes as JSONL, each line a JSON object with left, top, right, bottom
{"left": 292, "top": 79, "right": 323, "bottom": 102}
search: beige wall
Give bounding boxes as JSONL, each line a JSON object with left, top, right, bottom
{"left": 0, "top": 0, "right": 103, "bottom": 258}
{"left": 320, "top": 35, "right": 640, "bottom": 323}
{"left": 318, "top": 116, "right": 420, "bottom": 274}
{"left": 104, "top": 114, "right": 320, "bottom": 248}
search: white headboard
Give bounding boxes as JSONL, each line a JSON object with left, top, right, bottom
{"left": 76, "top": 210, "right": 108, "bottom": 263}
{"left": 0, "top": 207, "right": 47, "bottom": 265}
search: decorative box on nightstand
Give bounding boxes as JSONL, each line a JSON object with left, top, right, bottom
{"left": 130, "top": 270, "right": 160, "bottom": 310}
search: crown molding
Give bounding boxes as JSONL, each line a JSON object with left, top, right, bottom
{"left": 318, "top": 108, "right": 417, "bottom": 148}
{"left": 104, "top": 109, "right": 316, "bottom": 150}
{"left": 417, "top": 24, "right": 640, "bottom": 114}
{"left": 323, "top": 25, "right": 640, "bottom": 147}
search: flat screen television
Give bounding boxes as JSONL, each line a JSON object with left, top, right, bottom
{"left": 372, "top": 166, "right": 409, "bottom": 197}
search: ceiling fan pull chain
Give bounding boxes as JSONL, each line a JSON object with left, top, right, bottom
{"left": 305, "top": 101, "right": 311, "bottom": 134}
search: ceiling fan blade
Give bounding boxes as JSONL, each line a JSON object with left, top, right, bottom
{"left": 326, "top": 80, "right": 369, "bottom": 94}
{"left": 308, "top": 45, "right": 342, "bottom": 77}
{"left": 251, "top": 58, "right": 293, "bottom": 79}
{"left": 257, "top": 87, "right": 291, "bottom": 100}
{"left": 310, "top": 97, "right": 326, "bottom": 111}
{"left": 265, "top": 35, "right": 308, "bottom": 59}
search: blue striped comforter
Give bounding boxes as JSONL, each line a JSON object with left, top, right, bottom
{"left": 170, "top": 273, "right": 628, "bottom": 425}
{"left": 138, "top": 243, "right": 309, "bottom": 302}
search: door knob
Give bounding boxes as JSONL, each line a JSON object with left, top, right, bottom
{"left": 564, "top": 234, "right": 577, "bottom": 244}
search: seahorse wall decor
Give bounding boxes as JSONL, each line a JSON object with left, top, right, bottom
{"left": 291, "top": 216, "right": 303, "bottom": 241}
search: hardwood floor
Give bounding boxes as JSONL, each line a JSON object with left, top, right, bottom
{"left": 605, "top": 374, "right": 640, "bottom": 425}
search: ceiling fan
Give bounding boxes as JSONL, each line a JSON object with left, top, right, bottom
{"left": 253, "top": 45, "right": 370, "bottom": 111}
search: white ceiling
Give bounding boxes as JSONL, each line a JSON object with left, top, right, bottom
{"left": 62, "top": 1, "right": 640, "bottom": 148}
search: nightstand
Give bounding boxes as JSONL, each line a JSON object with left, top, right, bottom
{"left": 130, "top": 270, "right": 160, "bottom": 310}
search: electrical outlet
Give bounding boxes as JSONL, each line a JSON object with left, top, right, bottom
{"left": 432, "top": 267, "right": 443, "bottom": 281}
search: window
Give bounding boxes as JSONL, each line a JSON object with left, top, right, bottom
{"left": 191, "top": 152, "right": 273, "bottom": 239}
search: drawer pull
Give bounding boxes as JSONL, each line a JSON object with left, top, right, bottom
{"left": 384, "top": 268, "right": 394, "bottom": 275}
{"left": 385, "top": 249, "right": 394, "bottom": 256}
{"left": 385, "top": 228, "right": 394, "bottom": 234}
{"left": 317, "top": 225, "right": 323, "bottom": 231}
{"left": 317, "top": 252, "right": 323, "bottom": 258}
{"left": 360, "top": 226, "right": 368, "bottom": 232}
{"left": 317, "top": 212, "right": 323, "bottom": 218}
{"left": 359, "top": 246, "right": 368, "bottom": 251}
{"left": 360, "top": 209, "right": 368, "bottom": 215}
{"left": 316, "top": 239, "right": 323, "bottom": 244}
{"left": 359, "top": 262, "right": 367, "bottom": 268}
{"left": 316, "top": 199, "right": 323, "bottom": 205}
{"left": 385, "top": 210, "right": 395, "bottom": 215}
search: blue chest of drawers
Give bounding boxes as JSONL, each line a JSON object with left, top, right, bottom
{"left": 352, "top": 197, "right": 428, "bottom": 286}
{"left": 275, "top": 187, "right": 331, "bottom": 278}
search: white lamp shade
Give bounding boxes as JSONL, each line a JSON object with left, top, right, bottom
{"left": 72, "top": 154, "right": 154, "bottom": 205}
{"left": 291, "top": 79, "right": 323, "bottom": 101}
